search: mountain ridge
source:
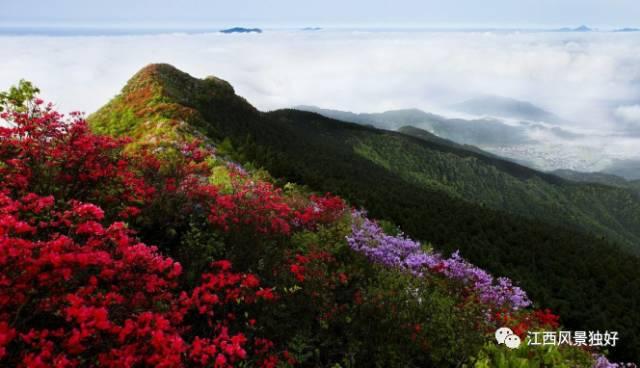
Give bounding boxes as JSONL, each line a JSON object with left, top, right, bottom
{"left": 91, "top": 64, "right": 640, "bottom": 252}
{"left": 89, "top": 64, "right": 640, "bottom": 360}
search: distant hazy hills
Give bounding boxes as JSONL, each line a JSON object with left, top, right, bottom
{"left": 601, "top": 159, "right": 640, "bottom": 181}
{"left": 550, "top": 25, "right": 640, "bottom": 33}
{"left": 295, "top": 104, "right": 579, "bottom": 148}
{"left": 451, "top": 96, "right": 565, "bottom": 124}
{"left": 295, "top": 105, "right": 533, "bottom": 146}
{"left": 220, "top": 27, "right": 262, "bottom": 34}
{"left": 555, "top": 25, "right": 593, "bottom": 32}
{"left": 553, "top": 169, "right": 640, "bottom": 193}
{"left": 296, "top": 104, "right": 640, "bottom": 181}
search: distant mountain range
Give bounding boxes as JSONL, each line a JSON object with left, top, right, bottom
{"left": 451, "top": 96, "right": 565, "bottom": 124}
{"left": 295, "top": 105, "right": 580, "bottom": 147}
{"left": 552, "top": 169, "right": 640, "bottom": 193}
{"left": 295, "top": 105, "right": 530, "bottom": 146}
{"left": 296, "top": 104, "right": 640, "bottom": 180}
{"left": 555, "top": 25, "right": 593, "bottom": 32}
{"left": 602, "top": 159, "right": 640, "bottom": 181}
{"left": 220, "top": 27, "right": 262, "bottom": 34}
{"left": 549, "top": 25, "right": 640, "bottom": 33}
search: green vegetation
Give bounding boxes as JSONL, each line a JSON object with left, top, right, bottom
{"left": 89, "top": 64, "right": 640, "bottom": 362}
{"left": 472, "top": 342, "right": 593, "bottom": 368}
{"left": 358, "top": 127, "right": 640, "bottom": 251}
{"left": 0, "top": 79, "right": 40, "bottom": 113}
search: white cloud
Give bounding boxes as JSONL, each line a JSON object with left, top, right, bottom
{"left": 1, "top": 29, "right": 640, "bottom": 169}
{"left": 614, "top": 104, "right": 640, "bottom": 126}
{"left": 0, "top": 30, "right": 639, "bottom": 123}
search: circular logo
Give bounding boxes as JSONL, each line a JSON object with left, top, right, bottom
{"left": 495, "top": 327, "right": 513, "bottom": 344}
{"left": 495, "top": 327, "right": 522, "bottom": 349}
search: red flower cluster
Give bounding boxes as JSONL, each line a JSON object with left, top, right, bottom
{"left": 294, "top": 194, "right": 347, "bottom": 229}
{"left": 208, "top": 176, "right": 346, "bottom": 236}
{"left": 0, "top": 104, "right": 153, "bottom": 220}
{"left": 289, "top": 255, "right": 310, "bottom": 282}
{"left": 0, "top": 190, "right": 280, "bottom": 367}
{"left": 287, "top": 251, "right": 335, "bottom": 284}
{"left": 209, "top": 179, "right": 293, "bottom": 235}
{"left": 533, "top": 309, "right": 560, "bottom": 329}
{"left": 1, "top": 89, "right": 346, "bottom": 238}
{"left": 493, "top": 308, "right": 561, "bottom": 338}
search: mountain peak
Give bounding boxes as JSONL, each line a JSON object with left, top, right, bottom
{"left": 89, "top": 63, "right": 256, "bottom": 141}
{"left": 132, "top": 62, "right": 180, "bottom": 79}
{"left": 124, "top": 63, "right": 236, "bottom": 101}
{"left": 124, "top": 63, "right": 190, "bottom": 92}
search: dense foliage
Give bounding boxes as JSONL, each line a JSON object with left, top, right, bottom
{"left": 0, "top": 93, "right": 285, "bottom": 367}
{"left": 354, "top": 127, "right": 640, "bottom": 251}
{"left": 87, "top": 64, "right": 640, "bottom": 362}
{"left": 246, "top": 109, "right": 640, "bottom": 362}
{"left": 295, "top": 106, "right": 640, "bottom": 250}
{"left": 1, "top": 78, "right": 630, "bottom": 366}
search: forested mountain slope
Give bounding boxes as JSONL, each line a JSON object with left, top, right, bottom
{"left": 90, "top": 64, "right": 640, "bottom": 361}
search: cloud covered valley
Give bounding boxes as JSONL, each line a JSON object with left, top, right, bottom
{"left": 2, "top": 28, "right": 640, "bottom": 176}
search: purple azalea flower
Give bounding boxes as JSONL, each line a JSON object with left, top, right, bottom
{"left": 346, "top": 211, "right": 531, "bottom": 311}
{"left": 592, "top": 355, "right": 637, "bottom": 368}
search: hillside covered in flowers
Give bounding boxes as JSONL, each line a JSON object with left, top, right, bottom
{"left": 0, "top": 77, "right": 632, "bottom": 367}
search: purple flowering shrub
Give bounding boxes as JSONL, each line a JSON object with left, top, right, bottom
{"left": 347, "top": 211, "right": 530, "bottom": 312}
{"left": 593, "top": 355, "right": 638, "bottom": 368}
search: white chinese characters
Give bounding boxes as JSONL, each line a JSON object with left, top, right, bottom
{"left": 526, "top": 331, "right": 618, "bottom": 347}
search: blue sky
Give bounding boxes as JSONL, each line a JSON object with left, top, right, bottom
{"left": 1, "top": 0, "right": 639, "bottom": 28}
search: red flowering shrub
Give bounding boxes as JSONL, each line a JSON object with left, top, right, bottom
{"left": 533, "top": 308, "right": 560, "bottom": 329}
{"left": 0, "top": 83, "right": 366, "bottom": 368}
{"left": 207, "top": 175, "right": 346, "bottom": 236}
{"left": 0, "top": 101, "right": 154, "bottom": 221}
{"left": 493, "top": 308, "right": 561, "bottom": 338}
{"left": 287, "top": 251, "right": 337, "bottom": 285}
{"left": 0, "top": 190, "right": 281, "bottom": 367}
{"left": 209, "top": 179, "right": 293, "bottom": 235}
{"left": 293, "top": 194, "right": 347, "bottom": 230}
{"left": 0, "top": 83, "right": 344, "bottom": 276}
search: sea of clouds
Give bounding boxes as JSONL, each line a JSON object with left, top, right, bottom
{"left": 1, "top": 29, "right": 640, "bottom": 171}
